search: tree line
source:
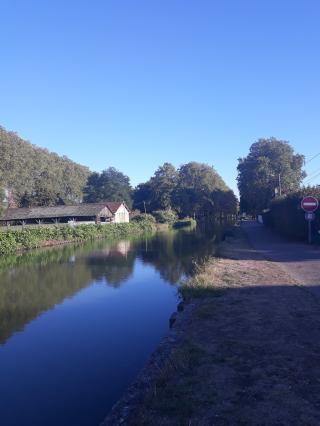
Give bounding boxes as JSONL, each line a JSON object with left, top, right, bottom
{"left": 1, "top": 127, "right": 312, "bottom": 219}
{"left": 0, "top": 126, "right": 237, "bottom": 218}
{"left": 133, "top": 162, "right": 237, "bottom": 218}
{"left": 81, "top": 161, "right": 238, "bottom": 218}
{"left": 0, "top": 126, "right": 90, "bottom": 210}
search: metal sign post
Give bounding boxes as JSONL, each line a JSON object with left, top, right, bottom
{"left": 301, "top": 197, "right": 318, "bottom": 244}
{"left": 305, "top": 212, "right": 315, "bottom": 244}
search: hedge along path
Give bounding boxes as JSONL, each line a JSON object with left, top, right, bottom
{"left": 116, "top": 227, "right": 320, "bottom": 426}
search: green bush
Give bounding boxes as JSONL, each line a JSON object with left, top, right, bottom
{"left": 131, "top": 213, "right": 156, "bottom": 224}
{"left": 0, "top": 221, "right": 155, "bottom": 256}
{"left": 0, "top": 232, "right": 19, "bottom": 254}
{"left": 152, "top": 209, "right": 178, "bottom": 224}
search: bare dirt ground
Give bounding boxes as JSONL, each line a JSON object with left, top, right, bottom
{"left": 104, "top": 225, "right": 320, "bottom": 426}
{"left": 242, "top": 221, "right": 320, "bottom": 290}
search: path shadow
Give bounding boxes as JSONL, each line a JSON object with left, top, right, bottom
{"left": 116, "top": 282, "right": 320, "bottom": 426}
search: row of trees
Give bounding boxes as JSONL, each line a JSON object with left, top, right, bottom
{"left": 133, "top": 162, "right": 237, "bottom": 217}
{"left": 0, "top": 125, "right": 237, "bottom": 218}
{"left": 81, "top": 162, "right": 238, "bottom": 218}
{"left": 237, "top": 138, "right": 306, "bottom": 214}
{"left": 2, "top": 127, "right": 310, "bottom": 219}
{"left": 0, "top": 126, "right": 90, "bottom": 208}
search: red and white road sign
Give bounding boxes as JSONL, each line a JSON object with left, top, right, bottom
{"left": 301, "top": 196, "right": 319, "bottom": 213}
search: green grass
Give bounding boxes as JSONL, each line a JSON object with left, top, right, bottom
{"left": 179, "top": 275, "right": 225, "bottom": 302}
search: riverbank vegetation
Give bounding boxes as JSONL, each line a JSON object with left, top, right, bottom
{"left": 0, "top": 221, "right": 156, "bottom": 255}
{"left": 0, "top": 210, "right": 197, "bottom": 256}
{"left": 132, "top": 211, "right": 197, "bottom": 231}
{"left": 152, "top": 209, "right": 178, "bottom": 224}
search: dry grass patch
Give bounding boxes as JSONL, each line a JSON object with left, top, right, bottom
{"left": 180, "top": 226, "right": 296, "bottom": 303}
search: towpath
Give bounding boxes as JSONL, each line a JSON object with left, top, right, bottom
{"left": 242, "top": 220, "right": 320, "bottom": 290}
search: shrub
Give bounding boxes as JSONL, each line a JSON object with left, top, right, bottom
{"left": 152, "top": 209, "right": 178, "bottom": 224}
{"left": 131, "top": 213, "right": 156, "bottom": 224}
{"left": 0, "top": 232, "right": 19, "bottom": 254}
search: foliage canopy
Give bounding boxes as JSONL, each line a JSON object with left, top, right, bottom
{"left": 0, "top": 126, "right": 90, "bottom": 207}
{"left": 134, "top": 161, "right": 237, "bottom": 218}
{"left": 237, "top": 138, "right": 305, "bottom": 214}
{"left": 83, "top": 167, "right": 133, "bottom": 207}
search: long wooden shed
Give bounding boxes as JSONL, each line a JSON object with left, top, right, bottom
{"left": 0, "top": 202, "right": 130, "bottom": 226}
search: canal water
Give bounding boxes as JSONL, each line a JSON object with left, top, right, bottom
{"left": 0, "top": 225, "right": 222, "bottom": 426}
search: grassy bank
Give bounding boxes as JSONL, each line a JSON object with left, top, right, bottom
{"left": 0, "top": 220, "right": 155, "bottom": 255}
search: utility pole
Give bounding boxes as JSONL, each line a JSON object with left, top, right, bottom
{"left": 278, "top": 173, "right": 282, "bottom": 196}
{"left": 143, "top": 201, "right": 146, "bottom": 214}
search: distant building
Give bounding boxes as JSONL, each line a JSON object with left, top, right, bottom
{"left": 0, "top": 202, "right": 130, "bottom": 227}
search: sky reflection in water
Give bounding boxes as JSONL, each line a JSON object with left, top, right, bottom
{"left": 0, "top": 226, "right": 219, "bottom": 426}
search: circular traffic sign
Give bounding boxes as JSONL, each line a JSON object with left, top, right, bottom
{"left": 301, "top": 196, "right": 319, "bottom": 213}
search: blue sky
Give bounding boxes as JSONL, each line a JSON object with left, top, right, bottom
{"left": 1, "top": 0, "right": 320, "bottom": 193}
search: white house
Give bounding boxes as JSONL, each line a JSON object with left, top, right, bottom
{"left": 105, "top": 202, "right": 130, "bottom": 223}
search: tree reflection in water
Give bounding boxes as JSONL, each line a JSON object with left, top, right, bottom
{"left": 0, "top": 223, "right": 225, "bottom": 344}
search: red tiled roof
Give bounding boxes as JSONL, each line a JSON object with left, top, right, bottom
{"left": 105, "top": 202, "right": 123, "bottom": 214}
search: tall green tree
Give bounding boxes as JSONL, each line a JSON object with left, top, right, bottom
{"left": 133, "top": 182, "right": 153, "bottom": 212}
{"left": 84, "top": 167, "right": 133, "bottom": 207}
{"left": 211, "top": 189, "right": 238, "bottom": 216}
{"left": 172, "top": 162, "right": 229, "bottom": 217}
{"left": 237, "top": 138, "right": 306, "bottom": 214}
{"left": 150, "top": 163, "right": 178, "bottom": 210}
{"left": 133, "top": 163, "right": 178, "bottom": 212}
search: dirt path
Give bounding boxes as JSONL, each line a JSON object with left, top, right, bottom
{"left": 104, "top": 225, "right": 320, "bottom": 426}
{"left": 242, "top": 221, "right": 320, "bottom": 289}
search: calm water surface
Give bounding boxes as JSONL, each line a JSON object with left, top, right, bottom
{"left": 0, "top": 226, "right": 221, "bottom": 426}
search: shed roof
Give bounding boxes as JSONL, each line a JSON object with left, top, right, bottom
{"left": 0, "top": 203, "right": 111, "bottom": 221}
{"left": 105, "top": 201, "right": 126, "bottom": 214}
